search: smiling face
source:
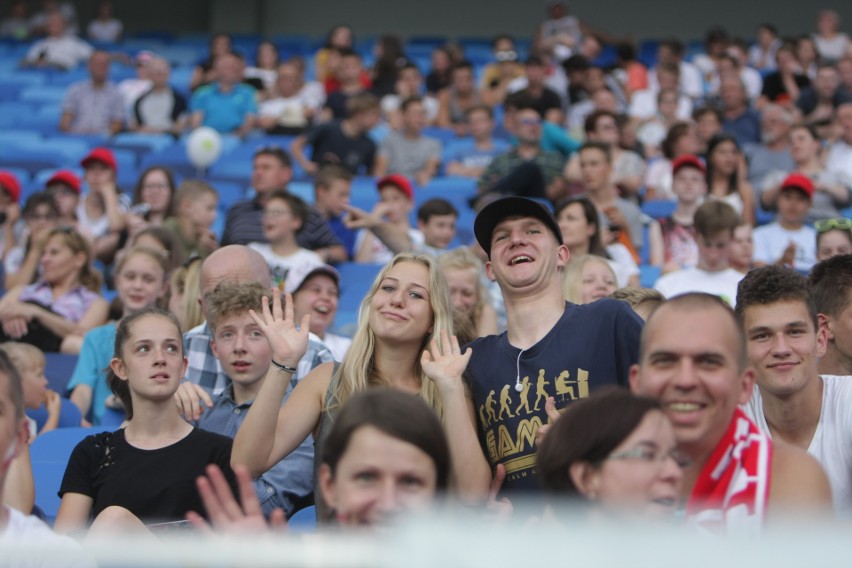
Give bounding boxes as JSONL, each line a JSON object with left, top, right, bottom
{"left": 211, "top": 312, "right": 271, "bottom": 389}
{"left": 630, "top": 302, "right": 753, "bottom": 462}
{"left": 579, "top": 258, "right": 617, "bottom": 304}
{"left": 115, "top": 252, "right": 166, "bottom": 315}
{"left": 111, "top": 314, "right": 187, "bottom": 404}
{"left": 486, "top": 216, "right": 569, "bottom": 293}
{"left": 443, "top": 267, "right": 479, "bottom": 317}
{"left": 588, "top": 410, "right": 683, "bottom": 517}
{"left": 293, "top": 273, "right": 339, "bottom": 338}
{"left": 319, "top": 425, "right": 438, "bottom": 527}
{"left": 557, "top": 202, "right": 595, "bottom": 249}
{"left": 744, "top": 300, "right": 825, "bottom": 399}
{"left": 369, "top": 261, "right": 433, "bottom": 344}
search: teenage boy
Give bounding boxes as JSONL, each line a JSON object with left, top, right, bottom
{"left": 197, "top": 282, "right": 313, "bottom": 518}
{"left": 290, "top": 92, "right": 380, "bottom": 176}
{"left": 631, "top": 293, "right": 831, "bottom": 533}
{"left": 248, "top": 191, "right": 322, "bottom": 290}
{"left": 752, "top": 173, "right": 817, "bottom": 271}
{"left": 312, "top": 165, "right": 357, "bottom": 260}
{"left": 163, "top": 180, "right": 219, "bottom": 259}
{"left": 374, "top": 96, "right": 442, "bottom": 186}
{"left": 466, "top": 196, "right": 642, "bottom": 491}
{"left": 810, "top": 253, "right": 852, "bottom": 375}
{"left": 416, "top": 198, "right": 458, "bottom": 256}
{"left": 737, "top": 266, "right": 852, "bottom": 518}
{"left": 653, "top": 200, "right": 744, "bottom": 306}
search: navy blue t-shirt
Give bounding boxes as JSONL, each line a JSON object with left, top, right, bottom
{"left": 465, "top": 299, "right": 643, "bottom": 492}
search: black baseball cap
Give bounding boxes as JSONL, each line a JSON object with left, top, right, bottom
{"left": 474, "top": 196, "right": 563, "bottom": 258}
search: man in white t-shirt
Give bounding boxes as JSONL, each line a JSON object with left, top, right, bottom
{"left": 737, "top": 265, "right": 852, "bottom": 519}
{"left": 752, "top": 173, "right": 817, "bottom": 271}
{"left": 654, "top": 200, "right": 744, "bottom": 306}
{"left": 826, "top": 103, "right": 852, "bottom": 182}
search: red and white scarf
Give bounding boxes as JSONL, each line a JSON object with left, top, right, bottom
{"left": 686, "top": 409, "right": 773, "bottom": 535}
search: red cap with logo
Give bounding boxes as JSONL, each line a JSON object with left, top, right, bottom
{"left": 376, "top": 174, "right": 414, "bottom": 201}
{"left": 0, "top": 171, "right": 21, "bottom": 203}
{"left": 81, "top": 147, "right": 117, "bottom": 171}
{"left": 780, "top": 172, "right": 814, "bottom": 199}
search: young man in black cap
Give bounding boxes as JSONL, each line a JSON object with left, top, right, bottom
{"left": 466, "top": 196, "right": 642, "bottom": 492}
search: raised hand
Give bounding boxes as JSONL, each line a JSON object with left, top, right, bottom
{"left": 249, "top": 290, "right": 310, "bottom": 369}
{"left": 535, "top": 397, "right": 561, "bottom": 446}
{"left": 421, "top": 330, "right": 472, "bottom": 394}
{"left": 187, "top": 464, "right": 287, "bottom": 535}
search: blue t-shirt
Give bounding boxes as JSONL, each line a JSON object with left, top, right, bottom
{"left": 66, "top": 323, "right": 117, "bottom": 426}
{"left": 190, "top": 83, "right": 258, "bottom": 133}
{"left": 447, "top": 139, "right": 511, "bottom": 171}
{"left": 465, "top": 299, "right": 642, "bottom": 492}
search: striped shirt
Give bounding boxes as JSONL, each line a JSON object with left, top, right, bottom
{"left": 220, "top": 197, "right": 342, "bottom": 251}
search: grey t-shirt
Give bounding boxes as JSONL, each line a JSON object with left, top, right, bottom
{"left": 378, "top": 131, "right": 442, "bottom": 179}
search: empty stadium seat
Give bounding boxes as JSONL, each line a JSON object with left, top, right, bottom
{"left": 44, "top": 353, "right": 79, "bottom": 395}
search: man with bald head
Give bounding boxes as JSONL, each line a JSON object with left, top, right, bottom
{"left": 630, "top": 293, "right": 831, "bottom": 533}
{"left": 182, "top": 245, "right": 333, "bottom": 399}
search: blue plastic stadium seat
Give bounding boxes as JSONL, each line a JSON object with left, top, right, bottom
{"left": 44, "top": 353, "right": 79, "bottom": 395}
{"left": 287, "top": 181, "right": 315, "bottom": 204}
{"left": 639, "top": 265, "right": 662, "bottom": 288}
{"left": 26, "top": 398, "right": 82, "bottom": 431}
{"left": 18, "top": 84, "right": 68, "bottom": 104}
{"left": 209, "top": 180, "right": 245, "bottom": 210}
{"left": 30, "top": 427, "right": 102, "bottom": 524}
{"left": 333, "top": 262, "right": 383, "bottom": 332}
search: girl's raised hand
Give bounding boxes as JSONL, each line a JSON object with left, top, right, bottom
{"left": 421, "top": 330, "right": 472, "bottom": 393}
{"left": 249, "top": 289, "right": 310, "bottom": 369}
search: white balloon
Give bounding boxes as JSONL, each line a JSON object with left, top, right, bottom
{"left": 186, "top": 127, "right": 223, "bottom": 169}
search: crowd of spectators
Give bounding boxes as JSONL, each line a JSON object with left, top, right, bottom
{"left": 2, "top": 0, "right": 852, "bottom": 560}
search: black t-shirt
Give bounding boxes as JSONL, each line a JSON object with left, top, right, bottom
{"left": 324, "top": 91, "right": 355, "bottom": 120}
{"left": 761, "top": 72, "right": 811, "bottom": 102}
{"left": 465, "top": 299, "right": 643, "bottom": 492}
{"left": 307, "top": 121, "right": 376, "bottom": 175}
{"left": 59, "top": 428, "right": 236, "bottom": 523}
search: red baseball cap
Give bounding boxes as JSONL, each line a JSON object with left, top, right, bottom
{"left": 671, "top": 154, "right": 706, "bottom": 175}
{"left": 46, "top": 170, "right": 82, "bottom": 194}
{"left": 0, "top": 171, "right": 21, "bottom": 203}
{"left": 376, "top": 174, "right": 413, "bottom": 201}
{"left": 81, "top": 147, "right": 117, "bottom": 171}
{"left": 780, "top": 172, "right": 814, "bottom": 199}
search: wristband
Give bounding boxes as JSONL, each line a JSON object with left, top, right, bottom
{"left": 270, "top": 359, "right": 297, "bottom": 374}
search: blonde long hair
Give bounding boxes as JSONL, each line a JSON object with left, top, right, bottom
{"left": 562, "top": 254, "right": 617, "bottom": 304}
{"left": 333, "top": 253, "right": 454, "bottom": 418}
{"left": 436, "top": 247, "right": 490, "bottom": 326}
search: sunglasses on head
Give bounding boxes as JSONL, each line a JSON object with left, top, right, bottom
{"left": 815, "top": 218, "right": 852, "bottom": 233}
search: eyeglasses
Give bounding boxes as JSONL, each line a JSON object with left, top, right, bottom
{"left": 607, "top": 445, "right": 692, "bottom": 470}
{"left": 815, "top": 218, "right": 852, "bottom": 233}
{"left": 263, "top": 209, "right": 292, "bottom": 218}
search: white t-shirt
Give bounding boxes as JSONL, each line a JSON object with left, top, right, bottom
{"left": 355, "top": 227, "right": 424, "bottom": 265}
{"left": 75, "top": 192, "right": 131, "bottom": 240}
{"left": 0, "top": 506, "right": 92, "bottom": 567}
{"left": 606, "top": 243, "right": 640, "bottom": 288}
{"left": 654, "top": 267, "right": 743, "bottom": 306}
{"left": 247, "top": 243, "right": 322, "bottom": 290}
{"left": 628, "top": 89, "right": 693, "bottom": 121}
{"left": 647, "top": 61, "right": 703, "bottom": 100}
{"left": 24, "top": 35, "right": 93, "bottom": 69}
{"left": 752, "top": 222, "right": 817, "bottom": 272}
{"left": 87, "top": 19, "right": 123, "bottom": 42}
{"left": 322, "top": 332, "right": 352, "bottom": 362}
{"left": 814, "top": 33, "right": 850, "bottom": 61}
{"left": 744, "top": 376, "right": 852, "bottom": 519}
{"left": 826, "top": 141, "right": 852, "bottom": 183}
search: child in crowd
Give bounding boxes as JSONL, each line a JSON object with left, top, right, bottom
{"left": 753, "top": 173, "right": 817, "bottom": 271}
{"left": 45, "top": 170, "right": 82, "bottom": 229}
{"left": 196, "top": 282, "right": 314, "bottom": 519}
{"left": 815, "top": 218, "right": 852, "bottom": 261}
{"left": 436, "top": 247, "right": 499, "bottom": 337}
{"left": 248, "top": 191, "right": 322, "bottom": 290}
{"left": 0, "top": 342, "right": 61, "bottom": 439}
{"left": 353, "top": 175, "right": 424, "bottom": 263}
{"left": 416, "top": 198, "right": 458, "bottom": 256}
{"left": 563, "top": 254, "right": 618, "bottom": 305}
{"left": 55, "top": 307, "right": 236, "bottom": 535}
{"left": 648, "top": 155, "right": 707, "bottom": 273}
{"left": 4, "top": 192, "right": 59, "bottom": 289}
{"left": 67, "top": 247, "right": 169, "bottom": 426}
{"left": 654, "top": 200, "right": 744, "bottom": 306}
{"left": 168, "top": 255, "right": 203, "bottom": 332}
{"left": 77, "top": 148, "right": 129, "bottom": 263}
{"left": 286, "top": 264, "right": 351, "bottom": 361}
{"left": 163, "top": 180, "right": 219, "bottom": 259}
{"left": 729, "top": 221, "right": 755, "bottom": 274}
